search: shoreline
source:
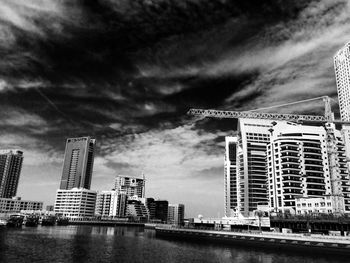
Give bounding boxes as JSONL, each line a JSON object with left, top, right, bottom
{"left": 155, "top": 227, "right": 350, "bottom": 255}
{"left": 67, "top": 221, "right": 145, "bottom": 227}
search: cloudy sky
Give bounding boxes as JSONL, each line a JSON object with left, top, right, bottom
{"left": 0, "top": 0, "right": 349, "bottom": 217}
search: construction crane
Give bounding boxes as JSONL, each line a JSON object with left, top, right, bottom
{"left": 187, "top": 95, "right": 350, "bottom": 205}
{"left": 187, "top": 96, "right": 350, "bottom": 124}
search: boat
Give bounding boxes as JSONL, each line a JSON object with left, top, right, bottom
{"left": 25, "top": 215, "right": 39, "bottom": 227}
{"left": 0, "top": 219, "right": 7, "bottom": 227}
{"left": 41, "top": 215, "right": 56, "bottom": 226}
{"left": 56, "top": 216, "right": 69, "bottom": 226}
{"left": 6, "top": 214, "right": 24, "bottom": 227}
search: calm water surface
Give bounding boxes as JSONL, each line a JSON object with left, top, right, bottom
{"left": 0, "top": 225, "right": 347, "bottom": 263}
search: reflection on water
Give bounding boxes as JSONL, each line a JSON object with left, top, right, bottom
{"left": 0, "top": 226, "right": 347, "bottom": 263}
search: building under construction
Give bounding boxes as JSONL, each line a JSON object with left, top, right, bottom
{"left": 190, "top": 41, "right": 350, "bottom": 219}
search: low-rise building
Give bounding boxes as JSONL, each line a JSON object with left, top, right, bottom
{"left": 54, "top": 188, "right": 97, "bottom": 220}
{"left": 295, "top": 196, "right": 345, "bottom": 215}
{"left": 95, "top": 190, "right": 118, "bottom": 217}
{"left": 125, "top": 196, "right": 148, "bottom": 220}
{"left": 0, "top": 197, "right": 42, "bottom": 212}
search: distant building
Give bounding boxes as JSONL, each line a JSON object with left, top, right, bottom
{"left": 0, "top": 149, "right": 24, "bottom": 198}
{"left": 168, "top": 204, "right": 185, "bottom": 226}
{"left": 95, "top": 190, "right": 118, "bottom": 217}
{"left": 0, "top": 197, "right": 42, "bottom": 212}
{"left": 267, "top": 122, "right": 350, "bottom": 214}
{"left": 145, "top": 198, "right": 156, "bottom": 219}
{"left": 125, "top": 196, "right": 148, "bottom": 219}
{"left": 145, "top": 198, "right": 169, "bottom": 222}
{"left": 224, "top": 137, "right": 238, "bottom": 217}
{"left": 54, "top": 188, "right": 97, "bottom": 220}
{"left": 60, "top": 137, "right": 96, "bottom": 190}
{"left": 114, "top": 175, "right": 145, "bottom": 198}
{"left": 117, "top": 192, "right": 128, "bottom": 217}
{"left": 46, "top": 205, "right": 54, "bottom": 212}
{"left": 155, "top": 200, "right": 169, "bottom": 223}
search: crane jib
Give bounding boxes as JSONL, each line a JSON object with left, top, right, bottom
{"left": 187, "top": 109, "right": 330, "bottom": 122}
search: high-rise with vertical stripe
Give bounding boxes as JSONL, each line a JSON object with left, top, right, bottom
{"left": 60, "top": 137, "right": 96, "bottom": 190}
{"left": 0, "top": 149, "right": 23, "bottom": 198}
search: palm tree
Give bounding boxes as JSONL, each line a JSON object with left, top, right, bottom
{"left": 254, "top": 210, "right": 265, "bottom": 231}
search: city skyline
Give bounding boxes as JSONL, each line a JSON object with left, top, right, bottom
{"left": 2, "top": 0, "right": 350, "bottom": 217}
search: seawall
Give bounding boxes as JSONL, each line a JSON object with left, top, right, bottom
{"left": 155, "top": 227, "right": 350, "bottom": 254}
{"left": 68, "top": 221, "right": 144, "bottom": 227}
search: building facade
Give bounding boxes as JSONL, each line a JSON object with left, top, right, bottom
{"left": 125, "top": 196, "right": 148, "bottom": 220}
{"left": 334, "top": 42, "right": 350, "bottom": 122}
{"left": 224, "top": 136, "right": 238, "bottom": 217}
{"left": 145, "top": 198, "right": 156, "bottom": 219}
{"left": 54, "top": 188, "right": 97, "bottom": 220}
{"left": 0, "top": 197, "right": 42, "bottom": 212}
{"left": 114, "top": 175, "right": 145, "bottom": 198}
{"left": 295, "top": 196, "right": 345, "bottom": 215}
{"left": 155, "top": 200, "right": 169, "bottom": 223}
{"left": 60, "top": 137, "right": 96, "bottom": 190}
{"left": 168, "top": 204, "right": 185, "bottom": 226}
{"left": 95, "top": 190, "right": 118, "bottom": 217}
{"left": 0, "top": 149, "right": 23, "bottom": 198}
{"left": 116, "top": 192, "right": 128, "bottom": 217}
{"left": 267, "top": 122, "right": 350, "bottom": 214}
{"left": 235, "top": 118, "right": 282, "bottom": 216}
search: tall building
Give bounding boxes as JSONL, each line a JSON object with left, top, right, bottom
{"left": 334, "top": 42, "right": 350, "bottom": 122}
{"left": 168, "top": 204, "right": 185, "bottom": 226}
{"left": 60, "top": 137, "right": 96, "bottom": 190}
{"left": 114, "top": 175, "right": 145, "bottom": 198}
{"left": 54, "top": 188, "right": 97, "bottom": 220}
{"left": 235, "top": 118, "right": 282, "bottom": 216}
{"left": 95, "top": 190, "right": 118, "bottom": 217}
{"left": 267, "top": 122, "right": 350, "bottom": 214}
{"left": 334, "top": 43, "right": 350, "bottom": 176}
{"left": 224, "top": 137, "right": 238, "bottom": 217}
{"left": 0, "top": 149, "right": 23, "bottom": 198}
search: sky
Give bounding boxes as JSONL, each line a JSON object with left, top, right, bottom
{"left": 0, "top": 0, "right": 349, "bottom": 218}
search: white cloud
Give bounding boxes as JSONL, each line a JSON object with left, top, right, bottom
{"left": 104, "top": 124, "right": 224, "bottom": 177}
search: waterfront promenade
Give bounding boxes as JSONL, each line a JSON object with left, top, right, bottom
{"left": 155, "top": 226, "right": 350, "bottom": 254}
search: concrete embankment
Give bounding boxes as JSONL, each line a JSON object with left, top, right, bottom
{"left": 68, "top": 221, "right": 144, "bottom": 227}
{"left": 155, "top": 227, "right": 350, "bottom": 254}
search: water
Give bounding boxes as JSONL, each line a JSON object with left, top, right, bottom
{"left": 0, "top": 226, "right": 347, "bottom": 263}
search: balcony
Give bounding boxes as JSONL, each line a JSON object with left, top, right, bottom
{"left": 281, "top": 148, "right": 299, "bottom": 153}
